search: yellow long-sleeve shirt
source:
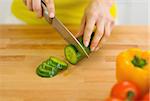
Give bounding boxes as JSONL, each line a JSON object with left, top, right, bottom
{"left": 11, "top": 0, "right": 117, "bottom": 25}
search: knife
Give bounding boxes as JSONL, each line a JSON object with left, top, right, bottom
{"left": 41, "top": 0, "right": 89, "bottom": 57}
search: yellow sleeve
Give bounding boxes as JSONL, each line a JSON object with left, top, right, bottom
{"left": 110, "top": 3, "right": 117, "bottom": 19}
{"left": 11, "top": 0, "right": 47, "bottom": 25}
{"left": 11, "top": 0, "right": 117, "bottom": 25}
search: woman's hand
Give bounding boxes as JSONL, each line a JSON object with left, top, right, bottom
{"left": 23, "top": 0, "right": 55, "bottom": 18}
{"left": 77, "top": 0, "right": 115, "bottom": 51}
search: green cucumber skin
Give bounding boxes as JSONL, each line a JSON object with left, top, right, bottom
{"left": 36, "top": 69, "right": 51, "bottom": 78}
{"left": 36, "top": 64, "right": 59, "bottom": 78}
{"left": 36, "top": 66, "right": 52, "bottom": 77}
{"left": 36, "top": 57, "right": 68, "bottom": 78}
{"left": 64, "top": 36, "right": 92, "bottom": 65}
{"left": 77, "top": 36, "right": 91, "bottom": 54}
{"left": 78, "top": 32, "right": 95, "bottom": 53}
{"left": 49, "top": 57, "right": 68, "bottom": 70}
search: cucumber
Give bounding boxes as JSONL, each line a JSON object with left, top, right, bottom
{"left": 36, "top": 57, "right": 68, "bottom": 78}
{"left": 64, "top": 44, "right": 82, "bottom": 64}
{"left": 64, "top": 36, "right": 92, "bottom": 65}
{"left": 49, "top": 57, "right": 68, "bottom": 70}
{"left": 77, "top": 36, "right": 91, "bottom": 54}
{"left": 36, "top": 64, "right": 59, "bottom": 77}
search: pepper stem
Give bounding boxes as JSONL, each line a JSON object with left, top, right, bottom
{"left": 131, "top": 55, "right": 147, "bottom": 68}
{"left": 126, "top": 91, "right": 134, "bottom": 101}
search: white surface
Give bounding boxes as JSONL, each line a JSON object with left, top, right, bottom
{"left": 0, "top": 0, "right": 149, "bottom": 25}
{"left": 148, "top": 0, "right": 150, "bottom": 24}
{"left": 116, "top": 0, "right": 149, "bottom": 25}
{"left": 0, "top": 0, "right": 24, "bottom": 24}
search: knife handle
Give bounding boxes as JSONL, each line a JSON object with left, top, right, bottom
{"left": 41, "top": 0, "right": 53, "bottom": 24}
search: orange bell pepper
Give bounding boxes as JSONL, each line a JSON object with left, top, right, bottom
{"left": 141, "top": 92, "right": 150, "bottom": 101}
{"left": 116, "top": 48, "right": 150, "bottom": 94}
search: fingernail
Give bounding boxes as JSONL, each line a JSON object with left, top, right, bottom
{"left": 37, "top": 12, "right": 42, "bottom": 18}
{"left": 91, "top": 47, "right": 95, "bottom": 52}
{"left": 49, "top": 13, "right": 54, "bottom": 18}
{"left": 84, "top": 41, "right": 89, "bottom": 47}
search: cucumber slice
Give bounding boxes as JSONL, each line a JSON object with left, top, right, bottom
{"left": 49, "top": 57, "right": 68, "bottom": 70}
{"left": 64, "top": 36, "right": 93, "bottom": 65}
{"left": 36, "top": 57, "right": 68, "bottom": 78}
{"left": 36, "top": 64, "right": 57, "bottom": 78}
{"left": 64, "top": 44, "right": 82, "bottom": 64}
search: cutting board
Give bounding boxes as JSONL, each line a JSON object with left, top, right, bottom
{"left": 0, "top": 25, "right": 149, "bottom": 101}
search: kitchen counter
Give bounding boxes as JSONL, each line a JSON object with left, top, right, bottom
{"left": 0, "top": 25, "right": 149, "bottom": 101}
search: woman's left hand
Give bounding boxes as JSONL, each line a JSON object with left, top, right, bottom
{"left": 77, "top": 0, "right": 115, "bottom": 51}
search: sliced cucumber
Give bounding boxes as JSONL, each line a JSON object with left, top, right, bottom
{"left": 36, "top": 57, "right": 68, "bottom": 78}
{"left": 64, "top": 36, "right": 92, "bottom": 65}
{"left": 49, "top": 57, "right": 68, "bottom": 70}
{"left": 36, "top": 64, "right": 58, "bottom": 78}
{"left": 64, "top": 44, "right": 82, "bottom": 64}
{"left": 77, "top": 36, "right": 91, "bottom": 54}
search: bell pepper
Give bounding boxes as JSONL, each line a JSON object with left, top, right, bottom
{"left": 111, "top": 81, "right": 141, "bottom": 101}
{"left": 141, "top": 92, "right": 150, "bottom": 101}
{"left": 116, "top": 48, "right": 150, "bottom": 94}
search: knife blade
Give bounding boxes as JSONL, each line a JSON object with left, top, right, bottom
{"left": 41, "top": 0, "right": 89, "bottom": 57}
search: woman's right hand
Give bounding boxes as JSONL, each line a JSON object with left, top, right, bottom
{"left": 23, "top": 0, "right": 55, "bottom": 18}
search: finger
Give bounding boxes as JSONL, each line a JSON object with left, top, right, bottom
{"left": 76, "top": 15, "right": 86, "bottom": 38}
{"left": 95, "top": 34, "right": 104, "bottom": 50}
{"left": 105, "top": 6, "right": 115, "bottom": 22}
{"left": 83, "top": 16, "right": 95, "bottom": 47}
{"left": 26, "top": 0, "right": 32, "bottom": 11}
{"left": 90, "top": 19, "right": 105, "bottom": 51}
{"left": 45, "top": 0, "right": 55, "bottom": 18}
{"left": 23, "top": 0, "right": 27, "bottom": 5}
{"left": 110, "top": 21, "right": 115, "bottom": 31}
{"left": 33, "top": 0, "right": 42, "bottom": 18}
{"left": 98, "top": 22, "right": 111, "bottom": 48}
{"left": 104, "top": 22, "right": 111, "bottom": 38}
